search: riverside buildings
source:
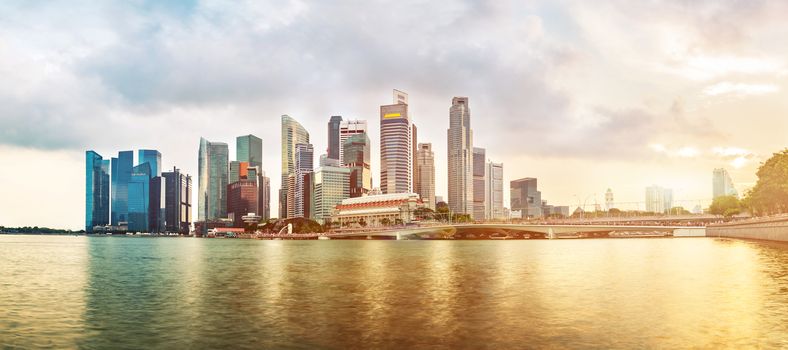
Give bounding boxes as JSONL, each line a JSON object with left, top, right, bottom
{"left": 472, "top": 147, "right": 486, "bottom": 220}
{"left": 293, "top": 143, "right": 314, "bottom": 218}
{"left": 415, "top": 143, "right": 436, "bottom": 210}
{"left": 332, "top": 192, "right": 425, "bottom": 228}
{"left": 447, "top": 97, "right": 474, "bottom": 216}
{"left": 162, "top": 167, "right": 191, "bottom": 234}
{"left": 198, "top": 138, "right": 229, "bottom": 221}
{"left": 338, "top": 120, "right": 367, "bottom": 166}
{"left": 712, "top": 168, "right": 738, "bottom": 199}
{"left": 85, "top": 151, "right": 110, "bottom": 232}
{"left": 344, "top": 133, "right": 372, "bottom": 197}
{"left": 237, "top": 134, "right": 263, "bottom": 168}
{"left": 281, "top": 115, "right": 310, "bottom": 218}
{"left": 510, "top": 177, "right": 542, "bottom": 218}
{"left": 312, "top": 164, "right": 351, "bottom": 223}
{"left": 485, "top": 162, "right": 504, "bottom": 220}
{"left": 645, "top": 185, "right": 673, "bottom": 214}
{"left": 380, "top": 89, "right": 413, "bottom": 194}
{"left": 327, "top": 116, "right": 343, "bottom": 161}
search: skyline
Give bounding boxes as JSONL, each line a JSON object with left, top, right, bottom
{"left": 2, "top": 1, "right": 787, "bottom": 230}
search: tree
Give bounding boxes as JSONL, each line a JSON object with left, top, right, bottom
{"left": 381, "top": 218, "right": 391, "bottom": 226}
{"left": 744, "top": 149, "right": 788, "bottom": 215}
{"left": 413, "top": 207, "right": 435, "bottom": 221}
{"left": 709, "top": 195, "right": 741, "bottom": 217}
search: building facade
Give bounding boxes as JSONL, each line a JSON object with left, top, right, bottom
{"left": 344, "top": 133, "right": 372, "bottom": 198}
{"left": 510, "top": 177, "right": 542, "bottom": 218}
{"left": 163, "top": 167, "right": 192, "bottom": 234}
{"left": 128, "top": 162, "right": 151, "bottom": 232}
{"left": 85, "top": 151, "right": 110, "bottom": 232}
{"left": 198, "top": 138, "right": 229, "bottom": 221}
{"left": 227, "top": 179, "right": 258, "bottom": 227}
{"left": 292, "top": 143, "right": 314, "bottom": 218}
{"left": 236, "top": 134, "right": 262, "bottom": 168}
{"left": 280, "top": 115, "right": 310, "bottom": 219}
{"left": 472, "top": 147, "right": 487, "bottom": 220}
{"left": 605, "top": 188, "right": 614, "bottom": 211}
{"left": 333, "top": 193, "right": 425, "bottom": 228}
{"left": 645, "top": 185, "right": 673, "bottom": 214}
{"left": 111, "top": 150, "right": 133, "bottom": 226}
{"left": 339, "top": 120, "right": 367, "bottom": 166}
{"left": 312, "top": 165, "right": 351, "bottom": 223}
{"left": 447, "top": 97, "right": 473, "bottom": 215}
{"left": 712, "top": 168, "right": 738, "bottom": 199}
{"left": 415, "top": 143, "right": 436, "bottom": 211}
{"left": 485, "top": 162, "right": 504, "bottom": 220}
{"left": 380, "top": 89, "right": 412, "bottom": 194}
{"left": 327, "top": 116, "right": 343, "bottom": 161}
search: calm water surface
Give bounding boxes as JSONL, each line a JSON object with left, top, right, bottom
{"left": 1, "top": 235, "right": 787, "bottom": 349}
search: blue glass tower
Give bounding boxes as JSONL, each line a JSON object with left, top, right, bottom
{"left": 139, "top": 149, "right": 163, "bottom": 232}
{"left": 111, "top": 151, "right": 133, "bottom": 226}
{"left": 138, "top": 150, "right": 162, "bottom": 177}
{"left": 128, "top": 162, "right": 151, "bottom": 232}
{"left": 86, "top": 151, "right": 110, "bottom": 232}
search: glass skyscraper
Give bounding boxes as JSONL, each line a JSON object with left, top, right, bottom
{"left": 198, "top": 138, "right": 229, "bottom": 221}
{"left": 293, "top": 143, "right": 314, "bottom": 218}
{"left": 85, "top": 151, "right": 110, "bottom": 232}
{"left": 343, "top": 133, "right": 371, "bottom": 198}
{"left": 327, "top": 115, "right": 343, "bottom": 160}
{"left": 111, "top": 150, "right": 133, "bottom": 226}
{"left": 281, "top": 115, "right": 310, "bottom": 218}
{"left": 448, "top": 97, "right": 474, "bottom": 216}
{"left": 138, "top": 149, "right": 162, "bottom": 177}
{"left": 415, "top": 143, "right": 435, "bottom": 210}
{"left": 380, "top": 89, "right": 412, "bottom": 194}
{"left": 237, "top": 134, "right": 263, "bottom": 168}
{"left": 128, "top": 162, "right": 151, "bottom": 232}
{"left": 163, "top": 167, "right": 192, "bottom": 234}
{"left": 472, "top": 147, "right": 487, "bottom": 221}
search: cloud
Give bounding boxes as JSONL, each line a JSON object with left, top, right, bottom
{"left": 703, "top": 82, "right": 779, "bottom": 96}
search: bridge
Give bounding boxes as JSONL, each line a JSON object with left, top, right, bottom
{"left": 319, "top": 223, "right": 706, "bottom": 240}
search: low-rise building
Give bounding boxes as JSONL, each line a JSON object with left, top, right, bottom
{"left": 332, "top": 193, "right": 425, "bottom": 228}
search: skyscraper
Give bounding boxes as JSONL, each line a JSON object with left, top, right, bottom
{"left": 229, "top": 161, "right": 249, "bottom": 184}
{"left": 380, "top": 89, "right": 412, "bottom": 194}
{"left": 128, "top": 162, "right": 151, "bottom": 232}
{"left": 339, "top": 120, "right": 367, "bottom": 165}
{"left": 198, "top": 138, "right": 229, "bottom": 221}
{"left": 138, "top": 149, "right": 162, "bottom": 177}
{"left": 227, "top": 179, "right": 258, "bottom": 227}
{"left": 237, "top": 134, "right": 263, "bottom": 168}
{"left": 327, "top": 116, "right": 343, "bottom": 161}
{"left": 344, "top": 133, "right": 372, "bottom": 198}
{"left": 412, "top": 123, "right": 418, "bottom": 194}
{"left": 292, "top": 143, "right": 314, "bottom": 218}
{"left": 312, "top": 164, "right": 351, "bottom": 223}
{"left": 510, "top": 178, "right": 542, "bottom": 218}
{"left": 415, "top": 143, "right": 435, "bottom": 210}
{"left": 111, "top": 150, "right": 133, "bottom": 226}
{"left": 485, "top": 162, "right": 504, "bottom": 220}
{"left": 605, "top": 188, "right": 614, "bottom": 211}
{"left": 139, "top": 149, "right": 163, "bottom": 232}
{"left": 448, "top": 97, "right": 473, "bottom": 215}
{"left": 280, "top": 115, "right": 310, "bottom": 218}
{"left": 163, "top": 167, "right": 191, "bottom": 234}
{"left": 472, "top": 147, "right": 487, "bottom": 220}
{"left": 712, "top": 168, "right": 738, "bottom": 199}
{"left": 645, "top": 185, "right": 673, "bottom": 214}
{"left": 85, "top": 151, "right": 110, "bottom": 232}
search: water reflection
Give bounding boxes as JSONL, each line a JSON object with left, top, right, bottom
{"left": 2, "top": 236, "right": 788, "bottom": 348}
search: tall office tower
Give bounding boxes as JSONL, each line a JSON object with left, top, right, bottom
{"left": 412, "top": 123, "right": 418, "bottom": 193}
{"left": 236, "top": 134, "right": 263, "bottom": 168}
{"left": 415, "top": 143, "right": 435, "bottom": 210}
{"left": 229, "top": 161, "right": 249, "bottom": 184}
{"left": 447, "top": 97, "right": 474, "bottom": 215}
{"left": 111, "top": 150, "right": 133, "bottom": 226}
{"left": 280, "top": 115, "right": 310, "bottom": 218}
{"left": 645, "top": 185, "right": 673, "bottom": 214}
{"left": 344, "top": 133, "right": 372, "bottom": 198}
{"left": 258, "top": 171, "right": 271, "bottom": 220}
{"left": 227, "top": 179, "right": 258, "bottom": 227}
{"left": 712, "top": 168, "right": 738, "bottom": 199}
{"left": 510, "top": 177, "right": 542, "bottom": 218}
{"left": 380, "top": 89, "right": 412, "bottom": 194}
{"left": 85, "top": 151, "right": 110, "bottom": 232}
{"left": 485, "top": 162, "right": 504, "bottom": 220}
{"left": 339, "top": 120, "right": 367, "bottom": 165}
{"left": 163, "top": 167, "right": 192, "bottom": 234}
{"left": 138, "top": 149, "right": 163, "bottom": 232}
{"left": 605, "top": 188, "right": 614, "bottom": 211}
{"left": 327, "top": 116, "right": 343, "bottom": 160}
{"left": 312, "top": 164, "right": 351, "bottom": 223}
{"left": 292, "top": 143, "right": 314, "bottom": 218}
{"left": 198, "top": 138, "right": 229, "bottom": 221}
{"left": 472, "top": 147, "right": 487, "bottom": 220}
{"left": 128, "top": 162, "right": 151, "bottom": 232}
{"left": 320, "top": 154, "right": 341, "bottom": 167}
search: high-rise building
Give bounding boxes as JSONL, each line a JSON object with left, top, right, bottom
{"left": 313, "top": 165, "right": 351, "bottom": 223}
{"left": 138, "top": 150, "right": 162, "bottom": 177}
{"left": 447, "top": 97, "right": 473, "bottom": 215}
{"left": 712, "top": 168, "right": 738, "bottom": 199}
{"left": 472, "top": 147, "right": 487, "bottom": 220}
{"left": 111, "top": 150, "right": 133, "bottom": 226}
{"left": 128, "top": 162, "right": 151, "bottom": 232}
{"left": 227, "top": 179, "right": 258, "bottom": 227}
{"left": 292, "top": 143, "right": 314, "bottom": 218}
{"left": 485, "top": 162, "right": 504, "bottom": 220}
{"left": 338, "top": 120, "right": 367, "bottom": 166}
{"left": 415, "top": 143, "right": 435, "bottom": 210}
{"left": 344, "top": 133, "right": 372, "bottom": 198}
{"left": 412, "top": 123, "right": 418, "bottom": 193}
{"left": 280, "top": 115, "right": 310, "bottom": 218}
{"left": 139, "top": 149, "right": 163, "bottom": 232}
{"left": 85, "top": 151, "right": 110, "bottom": 232}
{"left": 236, "top": 134, "right": 263, "bottom": 168}
{"left": 380, "top": 89, "right": 412, "bottom": 194}
{"left": 258, "top": 171, "right": 271, "bottom": 221}
{"left": 605, "top": 188, "right": 614, "bottom": 211}
{"left": 645, "top": 185, "right": 673, "bottom": 214}
{"left": 229, "top": 161, "right": 249, "bottom": 184}
{"left": 327, "top": 116, "right": 343, "bottom": 161}
{"left": 163, "top": 167, "right": 191, "bottom": 234}
{"left": 198, "top": 138, "right": 229, "bottom": 221}
{"left": 510, "top": 178, "right": 542, "bottom": 218}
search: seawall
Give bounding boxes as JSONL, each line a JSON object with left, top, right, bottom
{"left": 707, "top": 215, "right": 788, "bottom": 242}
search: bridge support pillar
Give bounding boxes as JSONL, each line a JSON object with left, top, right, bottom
{"left": 548, "top": 228, "right": 555, "bottom": 239}
{"left": 396, "top": 233, "right": 403, "bottom": 240}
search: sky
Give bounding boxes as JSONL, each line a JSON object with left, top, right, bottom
{"left": 1, "top": 0, "right": 787, "bottom": 230}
